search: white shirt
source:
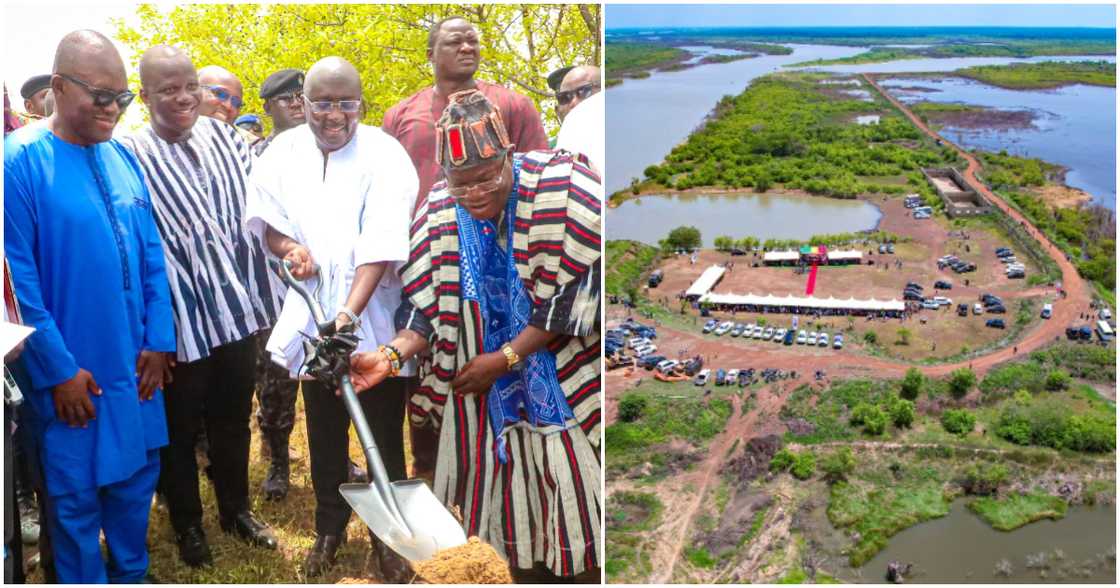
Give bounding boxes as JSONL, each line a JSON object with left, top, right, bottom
{"left": 245, "top": 124, "right": 418, "bottom": 377}
{"left": 556, "top": 90, "right": 604, "bottom": 179}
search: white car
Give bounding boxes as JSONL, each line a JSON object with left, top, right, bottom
{"left": 634, "top": 344, "right": 657, "bottom": 357}
{"left": 774, "top": 328, "right": 786, "bottom": 342}
{"left": 628, "top": 337, "right": 649, "bottom": 349}
{"left": 656, "top": 359, "right": 679, "bottom": 373}
{"left": 726, "top": 369, "right": 740, "bottom": 385}
{"left": 1101, "top": 308, "right": 1112, "bottom": 320}
{"left": 933, "top": 296, "right": 952, "bottom": 306}
{"left": 817, "top": 332, "right": 829, "bottom": 347}
{"left": 796, "top": 330, "right": 807, "bottom": 345}
{"left": 974, "top": 303, "right": 984, "bottom": 315}
{"left": 754, "top": 325, "right": 766, "bottom": 339}
{"left": 807, "top": 331, "right": 817, "bottom": 344}
{"left": 764, "top": 327, "right": 775, "bottom": 339}
{"left": 714, "top": 321, "right": 734, "bottom": 336}
{"left": 694, "top": 369, "right": 711, "bottom": 386}
{"left": 833, "top": 334, "right": 844, "bottom": 349}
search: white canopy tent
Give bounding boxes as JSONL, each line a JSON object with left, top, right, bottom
{"left": 699, "top": 292, "right": 905, "bottom": 313}
{"left": 685, "top": 265, "right": 727, "bottom": 299}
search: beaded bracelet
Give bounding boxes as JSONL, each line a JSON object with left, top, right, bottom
{"left": 378, "top": 344, "right": 402, "bottom": 377}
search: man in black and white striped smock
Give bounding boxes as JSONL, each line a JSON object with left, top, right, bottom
{"left": 120, "top": 45, "right": 283, "bottom": 568}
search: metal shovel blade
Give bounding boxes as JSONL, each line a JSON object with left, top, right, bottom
{"left": 340, "top": 478, "right": 467, "bottom": 562}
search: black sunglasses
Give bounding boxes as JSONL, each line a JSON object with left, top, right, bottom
{"left": 57, "top": 73, "right": 135, "bottom": 110}
{"left": 556, "top": 83, "right": 598, "bottom": 106}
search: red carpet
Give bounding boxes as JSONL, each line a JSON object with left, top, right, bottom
{"left": 805, "top": 263, "right": 819, "bottom": 295}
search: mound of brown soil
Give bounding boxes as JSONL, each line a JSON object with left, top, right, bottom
{"left": 727, "top": 435, "right": 783, "bottom": 484}
{"left": 413, "top": 537, "right": 513, "bottom": 584}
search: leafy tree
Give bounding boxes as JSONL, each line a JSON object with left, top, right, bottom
{"left": 941, "top": 408, "right": 976, "bottom": 436}
{"left": 948, "top": 368, "right": 977, "bottom": 399}
{"left": 1045, "top": 369, "right": 1071, "bottom": 391}
{"left": 863, "top": 330, "right": 878, "bottom": 345}
{"left": 899, "top": 367, "right": 924, "bottom": 400}
{"left": 821, "top": 447, "right": 855, "bottom": 483}
{"left": 114, "top": 4, "right": 600, "bottom": 135}
{"left": 895, "top": 327, "right": 912, "bottom": 346}
{"left": 714, "top": 236, "right": 734, "bottom": 251}
{"left": 851, "top": 403, "right": 887, "bottom": 435}
{"left": 618, "top": 394, "right": 647, "bottom": 423}
{"left": 664, "top": 226, "right": 703, "bottom": 252}
{"left": 790, "top": 452, "right": 816, "bottom": 480}
{"left": 770, "top": 448, "right": 796, "bottom": 472}
{"left": 890, "top": 399, "right": 915, "bottom": 428}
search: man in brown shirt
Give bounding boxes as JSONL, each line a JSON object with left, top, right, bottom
{"left": 382, "top": 15, "right": 548, "bottom": 214}
{"left": 381, "top": 16, "right": 548, "bottom": 480}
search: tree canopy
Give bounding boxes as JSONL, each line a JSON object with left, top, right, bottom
{"left": 114, "top": 4, "right": 600, "bottom": 134}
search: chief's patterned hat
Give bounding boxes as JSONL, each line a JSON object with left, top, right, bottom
{"left": 435, "top": 89, "right": 512, "bottom": 171}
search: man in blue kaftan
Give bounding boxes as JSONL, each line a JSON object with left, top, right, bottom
{"left": 3, "top": 30, "right": 175, "bottom": 583}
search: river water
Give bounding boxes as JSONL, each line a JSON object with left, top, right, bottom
{"left": 879, "top": 76, "right": 1117, "bottom": 208}
{"left": 801, "top": 54, "right": 1116, "bottom": 75}
{"left": 607, "top": 191, "right": 882, "bottom": 245}
{"left": 843, "top": 501, "right": 1116, "bottom": 584}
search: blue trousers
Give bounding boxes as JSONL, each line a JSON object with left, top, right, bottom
{"left": 46, "top": 449, "right": 160, "bottom": 583}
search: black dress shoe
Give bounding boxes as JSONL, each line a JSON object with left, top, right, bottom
{"left": 304, "top": 534, "right": 345, "bottom": 577}
{"left": 220, "top": 510, "right": 278, "bottom": 550}
{"left": 375, "top": 538, "right": 414, "bottom": 583}
{"left": 175, "top": 525, "right": 213, "bottom": 568}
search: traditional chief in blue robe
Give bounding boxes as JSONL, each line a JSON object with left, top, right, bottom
{"left": 4, "top": 123, "right": 175, "bottom": 583}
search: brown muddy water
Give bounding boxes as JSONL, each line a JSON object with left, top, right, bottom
{"left": 834, "top": 501, "right": 1116, "bottom": 584}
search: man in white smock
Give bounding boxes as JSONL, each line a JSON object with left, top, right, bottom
{"left": 244, "top": 56, "right": 416, "bottom": 582}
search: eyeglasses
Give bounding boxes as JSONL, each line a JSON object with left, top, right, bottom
{"left": 57, "top": 73, "right": 135, "bottom": 110}
{"left": 271, "top": 92, "right": 303, "bottom": 108}
{"left": 447, "top": 157, "right": 509, "bottom": 199}
{"left": 302, "top": 96, "right": 362, "bottom": 115}
{"left": 204, "top": 85, "right": 243, "bottom": 109}
{"left": 556, "top": 83, "right": 599, "bottom": 106}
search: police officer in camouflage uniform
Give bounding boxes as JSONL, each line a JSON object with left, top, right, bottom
{"left": 254, "top": 68, "right": 305, "bottom": 500}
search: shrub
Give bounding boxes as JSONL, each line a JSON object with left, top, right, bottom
{"left": 1066, "top": 414, "right": 1117, "bottom": 452}
{"left": 941, "top": 409, "right": 976, "bottom": 436}
{"left": 618, "top": 394, "right": 648, "bottom": 423}
{"left": 770, "top": 448, "right": 796, "bottom": 472}
{"left": 899, "top": 368, "right": 924, "bottom": 401}
{"left": 891, "top": 399, "right": 916, "bottom": 428}
{"left": 863, "top": 408, "right": 888, "bottom": 436}
{"left": 896, "top": 327, "right": 912, "bottom": 346}
{"left": 821, "top": 447, "right": 856, "bottom": 483}
{"left": 863, "top": 331, "right": 878, "bottom": 345}
{"left": 948, "top": 368, "right": 977, "bottom": 399}
{"left": 1045, "top": 369, "right": 1071, "bottom": 392}
{"left": 849, "top": 402, "right": 875, "bottom": 427}
{"left": 961, "top": 463, "right": 1008, "bottom": 496}
{"left": 791, "top": 452, "right": 816, "bottom": 480}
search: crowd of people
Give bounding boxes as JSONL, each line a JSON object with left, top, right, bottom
{"left": 4, "top": 15, "right": 602, "bottom": 584}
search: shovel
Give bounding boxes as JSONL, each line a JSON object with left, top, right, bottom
{"left": 273, "top": 259, "right": 467, "bottom": 561}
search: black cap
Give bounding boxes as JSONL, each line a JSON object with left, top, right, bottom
{"left": 20, "top": 75, "right": 51, "bottom": 100}
{"left": 259, "top": 68, "right": 304, "bottom": 100}
{"left": 546, "top": 66, "right": 574, "bottom": 93}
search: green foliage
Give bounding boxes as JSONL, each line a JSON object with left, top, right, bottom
{"left": 940, "top": 408, "right": 976, "bottom": 436}
{"left": 821, "top": 447, "right": 856, "bottom": 483}
{"left": 606, "top": 240, "right": 661, "bottom": 300}
{"left": 850, "top": 402, "right": 887, "bottom": 435}
{"left": 1029, "top": 343, "right": 1116, "bottom": 383}
{"left": 980, "top": 360, "right": 1048, "bottom": 399}
{"left": 770, "top": 448, "right": 796, "bottom": 472}
{"left": 995, "top": 397, "right": 1116, "bottom": 452}
{"left": 960, "top": 463, "right": 1008, "bottom": 496}
{"left": 606, "top": 388, "right": 734, "bottom": 476}
{"left": 947, "top": 368, "right": 977, "bottom": 399}
{"left": 661, "top": 226, "right": 703, "bottom": 252}
{"left": 639, "top": 73, "right": 954, "bottom": 196}
{"left": 958, "top": 60, "right": 1116, "bottom": 89}
{"left": 863, "top": 330, "right": 879, "bottom": 345}
{"left": 115, "top": 4, "right": 599, "bottom": 137}
{"left": 684, "top": 545, "right": 718, "bottom": 569}
{"left": 605, "top": 42, "right": 687, "bottom": 80}
{"left": 1045, "top": 369, "right": 1072, "bottom": 392}
{"left": 713, "top": 235, "right": 735, "bottom": 251}
{"left": 607, "top": 491, "right": 663, "bottom": 581}
{"left": 890, "top": 398, "right": 915, "bottom": 428}
{"left": 828, "top": 478, "right": 951, "bottom": 566}
{"left": 895, "top": 327, "right": 912, "bottom": 346}
{"left": 790, "top": 452, "right": 816, "bottom": 480}
{"left": 618, "top": 394, "right": 648, "bottom": 423}
{"left": 776, "top": 568, "right": 809, "bottom": 584}
{"left": 899, "top": 367, "right": 924, "bottom": 400}
{"left": 969, "top": 492, "right": 1068, "bottom": 531}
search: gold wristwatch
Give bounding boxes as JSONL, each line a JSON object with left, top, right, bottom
{"left": 500, "top": 342, "right": 522, "bottom": 371}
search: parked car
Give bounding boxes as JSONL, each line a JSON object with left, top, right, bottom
{"left": 702, "top": 319, "right": 718, "bottom": 334}
{"left": 986, "top": 304, "right": 1007, "bottom": 314}
{"left": 726, "top": 369, "right": 740, "bottom": 385}
{"left": 784, "top": 330, "right": 795, "bottom": 345}
{"left": 935, "top": 280, "right": 953, "bottom": 290}
{"left": 921, "top": 299, "right": 940, "bottom": 310}
{"left": 738, "top": 370, "right": 752, "bottom": 386}
{"left": 906, "top": 282, "right": 924, "bottom": 291}
{"left": 817, "top": 332, "right": 829, "bottom": 347}
{"left": 887, "top": 243, "right": 895, "bottom": 254}
{"left": 754, "top": 325, "right": 766, "bottom": 339}
{"left": 796, "top": 330, "right": 807, "bottom": 345}
{"left": 714, "top": 321, "right": 734, "bottom": 336}
{"left": 957, "top": 303, "right": 969, "bottom": 317}
{"left": 715, "top": 368, "right": 726, "bottom": 386}
{"left": 807, "top": 331, "right": 817, "bottom": 344}
{"left": 638, "top": 355, "right": 665, "bottom": 369}
{"left": 764, "top": 327, "right": 775, "bottom": 339}
{"left": 974, "top": 303, "right": 984, "bottom": 315}
{"left": 694, "top": 369, "right": 711, "bottom": 386}
{"left": 833, "top": 334, "right": 844, "bottom": 349}
{"left": 933, "top": 296, "right": 952, "bottom": 307}
{"left": 1041, "top": 304, "right": 1053, "bottom": 319}
{"left": 648, "top": 269, "right": 664, "bottom": 288}
{"left": 1100, "top": 308, "right": 1112, "bottom": 320}
{"left": 730, "top": 324, "right": 744, "bottom": 337}
{"left": 656, "top": 359, "right": 679, "bottom": 373}
{"left": 986, "top": 319, "right": 1006, "bottom": 329}
{"left": 774, "top": 328, "right": 787, "bottom": 342}
{"left": 878, "top": 244, "right": 887, "bottom": 254}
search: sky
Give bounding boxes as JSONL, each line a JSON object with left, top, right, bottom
{"left": 4, "top": 2, "right": 148, "bottom": 131}
{"left": 606, "top": 3, "right": 1117, "bottom": 29}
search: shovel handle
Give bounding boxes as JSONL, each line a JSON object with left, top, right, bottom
{"left": 339, "top": 374, "right": 409, "bottom": 531}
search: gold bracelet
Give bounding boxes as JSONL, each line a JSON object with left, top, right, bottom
{"left": 500, "top": 343, "right": 521, "bottom": 371}
{"left": 378, "top": 345, "right": 401, "bottom": 377}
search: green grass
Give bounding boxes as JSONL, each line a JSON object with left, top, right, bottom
{"left": 968, "top": 491, "right": 1068, "bottom": 531}
{"left": 605, "top": 42, "right": 688, "bottom": 79}
{"left": 606, "top": 491, "right": 664, "bottom": 582}
{"left": 606, "top": 239, "right": 661, "bottom": 298}
{"left": 776, "top": 567, "right": 809, "bottom": 583}
{"left": 828, "top": 476, "right": 952, "bottom": 566}
{"left": 685, "top": 545, "right": 719, "bottom": 569}
{"left": 957, "top": 61, "right": 1116, "bottom": 89}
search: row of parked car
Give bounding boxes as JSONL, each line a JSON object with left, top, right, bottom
{"left": 903, "top": 281, "right": 954, "bottom": 310}
{"left": 996, "top": 247, "right": 1026, "bottom": 279}
{"left": 703, "top": 319, "right": 844, "bottom": 349}
{"left": 606, "top": 320, "right": 657, "bottom": 358}
{"left": 938, "top": 254, "right": 977, "bottom": 274}
{"left": 904, "top": 196, "right": 933, "bottom": 219}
